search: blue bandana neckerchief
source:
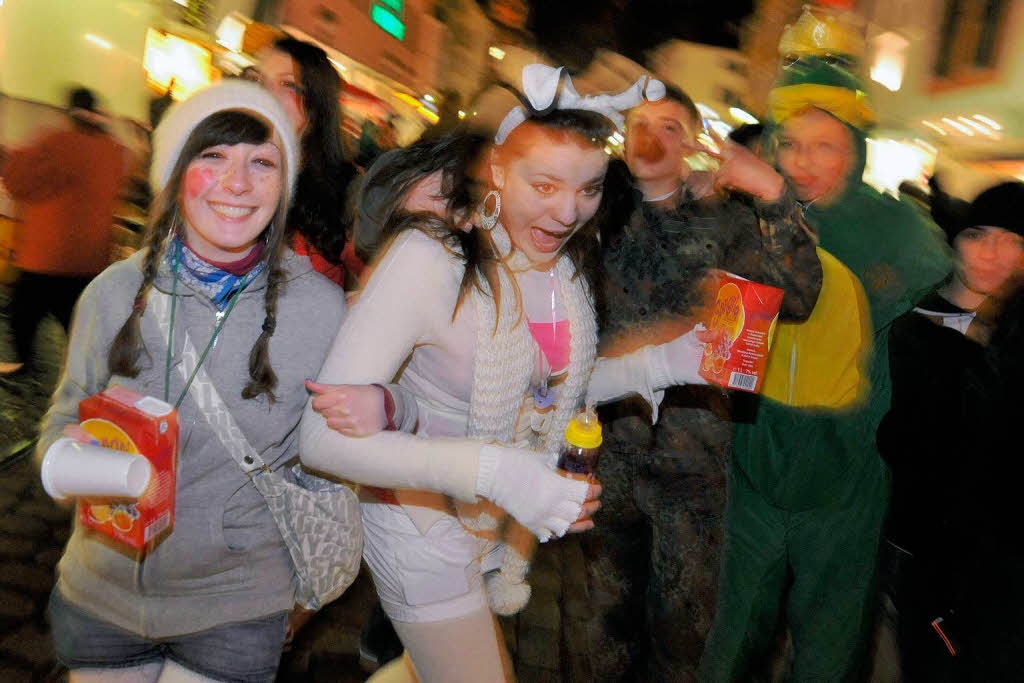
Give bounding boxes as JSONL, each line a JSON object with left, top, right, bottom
{"left": 169, "top": 238, "right": 266, "bottom": 310}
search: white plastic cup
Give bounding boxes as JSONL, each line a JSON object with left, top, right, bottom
{"left": 40, "top": 438, "right": 152, "bottom": 501}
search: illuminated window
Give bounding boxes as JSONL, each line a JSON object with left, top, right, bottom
{"left": 871, "top": 31, "right": 909, "bottom": 91}
{"left": 143, "top": 29, "right": 215, "bottom": 100}
{"left": 933, "top": 0, "right": 1009, "bottom": 80}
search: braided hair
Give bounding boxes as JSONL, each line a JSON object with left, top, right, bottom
{"left": 108, "top": 111, "right": 291, "bottom": 401}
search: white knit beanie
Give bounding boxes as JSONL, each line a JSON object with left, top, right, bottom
{"left": 150, "top": 80, "right": 300, "bottom": 198}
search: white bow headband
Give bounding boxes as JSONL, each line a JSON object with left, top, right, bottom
{"left": 494, "top": 63, "right": 667, "bottom": 145}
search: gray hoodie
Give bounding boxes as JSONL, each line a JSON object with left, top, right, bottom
{"left": 39, "top": 247, "right": 346, "bottom": 638}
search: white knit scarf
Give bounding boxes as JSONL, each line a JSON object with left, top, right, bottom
{"left": 456, "top": 221, "right": 598, "bottom": 614}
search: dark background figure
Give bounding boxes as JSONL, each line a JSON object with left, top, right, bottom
{"left": 587, "top": 84, "right": 820, "bottom": 683}
{"left": 356, "top": 119, "right": 384, "bottom": 169}
{"left": 727, "top": 122, "right": 764, "bottom": 155}
{"left": 0, "top": 87, "right": 127, "bottom": 380}
{"left": 880, "top": 181, "right": 1024, "bottom": 682}
{"left": 148, "top": 78, "right": 175, "bottom": 130}
{"left": 419, "top": 89, "right": 462, "bottom": 142}
{"left": 251, "top": 37, "right": 361, "bottom": 288}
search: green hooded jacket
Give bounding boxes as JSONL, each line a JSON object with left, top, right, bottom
{"left": 732, "top": 72, "right": 951, "bottom": 511}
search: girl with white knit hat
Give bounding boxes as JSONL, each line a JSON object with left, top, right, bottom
{"left": 39, "top": 81, "right": 348, "bottom": 682}
{"left": 300, "top": 65, "right": 708, "bottom": 682}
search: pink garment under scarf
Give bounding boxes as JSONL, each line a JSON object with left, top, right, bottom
{"left": 518, "top": 268, "right": 571, "bottom": 373}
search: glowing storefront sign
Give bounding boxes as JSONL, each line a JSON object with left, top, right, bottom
{"left": 371, "top": 4, "right": 406, "bottom": 41}
{"left": 143, "top": 29, "right": 214, "bottom": 100}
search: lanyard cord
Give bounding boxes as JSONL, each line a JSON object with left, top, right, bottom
{"left": 163, "top": 244, "right": 180, "bottom": 403}
{"left": 164, "top": 241, "right": 250, "bottom": 409}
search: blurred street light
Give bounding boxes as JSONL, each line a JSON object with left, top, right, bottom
{"left": 870, "top": 32, "right": 908, "bottom": 92}
{"left": 215, "top": 15, "right": 247, "bottom": 53}
{"left": 695, "top": 103, "right": 720, "bottom": 120}
{"left": 143, "top": 29, "right": 213, "bottom": 100}
{"left": 729, "top": 107, "right": 758, "bottom": 125}
{"left": 708, "top": 119, "right": 733, "bottom": 138}
{"left": 973, "top": 114, "right": 1001, "bottom": 131}
{"left": 416, "top": 106, "right": 439, "bottom": 124}
{"left": 958, "top": 116, "right": 998, "bottom": 137}
{"left": 942, "top": 118, "right": 974, "bottom": 136}
{"left": 84, "top": 34, "right": 113, "bottom": 51}
{"left": 488, "top": 46, "right": 506, "bottom": 60}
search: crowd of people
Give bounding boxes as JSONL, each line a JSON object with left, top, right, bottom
{"left": 2, "top": 17, "right": 1022, "bottom": 683}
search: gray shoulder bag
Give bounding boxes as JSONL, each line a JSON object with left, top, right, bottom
{"left": 147, "top": 290, "right": 362, "bottom": 610}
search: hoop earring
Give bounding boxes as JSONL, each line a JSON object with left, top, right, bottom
{"left": 479, "top": 190, "right": 501, "bottom": 231}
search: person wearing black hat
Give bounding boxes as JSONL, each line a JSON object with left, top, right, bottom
{"left": 878, "top": 180, "right": 1024, "bottom": 681}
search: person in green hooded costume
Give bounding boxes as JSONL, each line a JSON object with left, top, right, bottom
{"left": 699, "top": 45, "right": 952, "bottom": 681}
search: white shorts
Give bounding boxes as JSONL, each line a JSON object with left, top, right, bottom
{"left": 360, "top": 502, "right": 499, "bottom": 623}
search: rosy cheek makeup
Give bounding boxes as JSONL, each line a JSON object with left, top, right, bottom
{"left": 184, "top": 166, "right": 218, "bottom": 198}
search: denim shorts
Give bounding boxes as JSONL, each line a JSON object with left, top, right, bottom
{"left": 47, "top": 588, "right": 289, "bottom": 683}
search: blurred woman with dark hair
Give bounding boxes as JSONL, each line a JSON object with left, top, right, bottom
{"left": 249, "top": 37, "right": 361, "bottom": 286}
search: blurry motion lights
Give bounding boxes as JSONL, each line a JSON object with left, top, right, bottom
{"left": 695, "top": 103, "right": 721, "bottom": 121}
{"left": 729, "top": 107, "right": 759, "bottom": 125}
{"left": 393, "top": 91, "right": 441, "bottom": 124}
{"left": 488, "top": 46, "right": 506, "bottom": 60}
{"left": 921, "top": 115, "right": 1002, "bottom": 138}
{"left": 423, "top": 93, "right": 435, "bottom": 103}
{"left": 84, "top": 34, "right": 113, "bottom": 51}
{"left": 973, "top": 114, "right": 1001, "bottom": 130}
{"left": 870, "top": 32, "right": 908, "bottom": 92}
{"left": 958, "top": 116, "right": 998, "bottom": 137}
{"left": 941, "top": 117, "right": 974, "bottom": 136}
{"left": 708, "top": 120, "right": 734, "bottom": 139}
{"left": 457, "top": 110, "right": 466, "bottom": 119}
{"left": 216, "top": 14, "right": 248, "bottom": 53}
{"left": 864, "top": 138, "right": 935, "bottom": 196}
{"left": 417, "top": 106, "right": 439, "bottom": 124}
{"left": 697, "top": 132, "right": 721, "bottom": 155}
{"left": 144, "top": 29, "right": 214, "bottom": 101}
{"left": 914, "top": 138, "right": 937, "bottom": 155}
{"left": 392, "top": 92, "right": 421, "bottom": 108}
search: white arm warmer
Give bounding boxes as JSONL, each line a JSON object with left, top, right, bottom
{"left": 586, "top": 326, "right": 707, "bottom": 424}
{"left": 299, "top": 232, "right": 483, "bottom": 501}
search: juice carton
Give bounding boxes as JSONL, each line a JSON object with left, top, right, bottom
{"left": 699, "top": 272, "right": 784, "bottom": 393}
{"left": 78, "top": 386, "right": 178, "bottom": 550}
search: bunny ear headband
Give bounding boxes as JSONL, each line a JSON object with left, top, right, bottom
{"left": 494, "top": 63, "right": 667, "bottom": 145}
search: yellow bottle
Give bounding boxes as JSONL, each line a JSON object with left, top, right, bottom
{"left": 558, "top": 406, "right": 603, "bottom": 480}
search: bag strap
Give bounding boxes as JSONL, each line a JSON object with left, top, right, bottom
{"left": 147, "top": 290, "right": 267, "bottom": 476}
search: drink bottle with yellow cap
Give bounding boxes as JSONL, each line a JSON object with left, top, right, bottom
{"left": 557, "top": 403, "right": 602, "bottom": 481}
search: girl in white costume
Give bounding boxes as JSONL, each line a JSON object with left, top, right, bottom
{"left": 299, "top": 65, "right": 705, "bottom": 681}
